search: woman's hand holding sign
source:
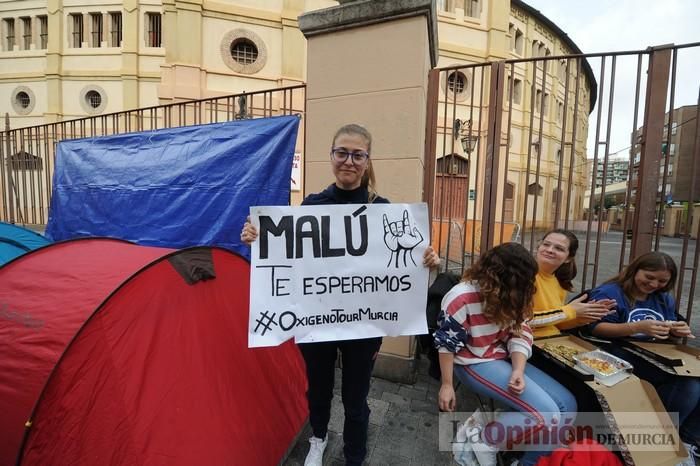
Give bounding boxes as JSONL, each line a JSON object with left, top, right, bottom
{"left": 423, "top": 247, "right": 440, "bottom": 269}
{"left": 240, "top": 216, "right": 258, "bottom": 245}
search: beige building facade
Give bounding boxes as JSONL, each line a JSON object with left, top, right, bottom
{"left": 1, "top": 0, "right": 593, "bottom": 223}
{"left": 1, "top": 0, "right": 170, "bottom": 126}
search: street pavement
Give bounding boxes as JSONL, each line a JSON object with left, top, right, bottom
{"left": 282, "top": 356, "right": 478, "bottom": 466}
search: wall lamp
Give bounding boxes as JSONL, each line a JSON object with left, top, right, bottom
{"left": 453, "top": 118, "right": 478, "bottom": 155}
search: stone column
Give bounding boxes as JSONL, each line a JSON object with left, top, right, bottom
{"left": 45, "top": 0, "right": 64, "bottom": 122}
{"left": 101, "top": 12, "right": 109, "bottom": 48}
{"left": 82, "top": 13, "right": 89, "bottom": 48}
{"left": 299, "top": 0, "right": 438, "bottom": 383}
{"left": 281, "top": 0, "right": 306, "bottom": 86}
{"left": 121, "top": 0, "right": 139, "bottom": 110}
{"left": 30, "top": 16, "right": 39, "bottom": 50}
{"left": 158, "top": 0, "right": 204, "bottom": 102}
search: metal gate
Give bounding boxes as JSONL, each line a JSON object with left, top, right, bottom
{"left": 0, "top": 85, "right": 306, "bottom": 226}
{"left": 423, "top": 42, "right": 700, "bottom": 324}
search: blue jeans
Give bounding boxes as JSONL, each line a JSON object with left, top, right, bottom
{"left": 455, "top": 359, "right": 578, "bottom": 466}
{"left": 658, "top": 377, "right": 700, "bottom": 445}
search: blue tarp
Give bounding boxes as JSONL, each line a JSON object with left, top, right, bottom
{"left": 0, "top": 222, "right": 51, "bottom": 266}
{"left": 46, "top": 116, "right": 299, "bottom": 258}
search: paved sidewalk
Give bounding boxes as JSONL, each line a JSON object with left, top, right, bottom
{"left": 282, "top": 356, "right": 479, "bottom": 466}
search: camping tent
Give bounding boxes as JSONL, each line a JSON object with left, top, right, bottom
{"left": 0, "top": 238, "right": 307, "bottom": 465}
{"left": 0, "top": 222, "right": 50, "bottom": 266}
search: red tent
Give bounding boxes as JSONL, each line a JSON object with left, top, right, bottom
{"left": 0, "top": 238, "right": 307, "bottom": 465}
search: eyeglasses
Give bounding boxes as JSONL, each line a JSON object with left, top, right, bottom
{"left": 330, "top": 148, "right": 370, "bottom": 164}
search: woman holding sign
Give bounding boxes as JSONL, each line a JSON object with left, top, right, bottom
{"left": 241, "top": 123, "right": 440, "bottom": 466}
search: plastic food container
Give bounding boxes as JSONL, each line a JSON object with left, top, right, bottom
{"left": 573, "top": 350, "right": 633, "bottom": 380}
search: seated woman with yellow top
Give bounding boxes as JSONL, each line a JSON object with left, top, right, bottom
{"left": 527, "top": 229, "right": 617, "bottom": 418}
{"left": 529, "top": 229, "right": 616, "bottom": 338}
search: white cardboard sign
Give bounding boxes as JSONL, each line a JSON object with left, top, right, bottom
{"left": 248, "top": 203, "right": 430, "bottom": 347}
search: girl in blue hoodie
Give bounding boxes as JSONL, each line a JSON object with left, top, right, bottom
{"left": 589, "top": 252, "right": 698, "bottom": 460}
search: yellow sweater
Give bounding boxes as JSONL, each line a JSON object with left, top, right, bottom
{"left": 530, "top": 272, "right": 579, "bottom": 339}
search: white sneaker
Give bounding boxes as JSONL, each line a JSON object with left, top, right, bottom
{"left": 453, "top": 418, "right": 479, "bottom": 466}
{"left": 688, "top": 443, "right": 700, "bottom": 460}
{"left": 462, "top": 411, "right": 499, "bottom": 466}
{"left": 678, "top": 442, "right": 697, "bottom": 466}
{"left": 304, "top": 435, "right": 327, "bottom": 466}
{"left": 471, "top": 431, "right": 499, "bottom": 466}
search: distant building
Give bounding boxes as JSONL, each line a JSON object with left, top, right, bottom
{"left": 591, "top": 157, "right": 629, "bottom": 188}
{"left": 631, "top": 105, "right": 699, "bottom": 204}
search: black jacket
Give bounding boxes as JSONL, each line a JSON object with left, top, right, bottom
{"left": 302, "top": 184, "right": 389, "bottom": 206}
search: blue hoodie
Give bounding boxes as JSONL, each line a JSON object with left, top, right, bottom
{"left": 588, "top": 282, "right": 676, "bottom": 339}
{"left": 302, "top": 184, "right": 389, "bottom": 206}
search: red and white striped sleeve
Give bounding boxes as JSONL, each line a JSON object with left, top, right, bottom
{"left": 506, "top": 322, "right": 533, "bottom": 359}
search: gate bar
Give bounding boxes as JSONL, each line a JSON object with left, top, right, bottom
{"left": 480, "top": 61, "right": 505, "bottom": 252}
{"left": 630, "top": 45, "right": 672, "bottom": 258}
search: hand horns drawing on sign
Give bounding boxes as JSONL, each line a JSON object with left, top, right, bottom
{"left": 383, "top": 210, "right": 424, "bottom": 268}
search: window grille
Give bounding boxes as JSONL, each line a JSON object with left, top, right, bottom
{"left": 71, "top": 14, "right": 83, "bottom": 48}
{"left": 21, "top": 17, "right": 31, "bottom": 50}
{"left": 39, "top": 16, "right": 47, "bottom": 49}
{"left": 230, "top": 39, "right": 258, "bottom": 65}
{"left": 146, "top": 13, "right": 161, "bottom": 47}
{"left": 90, "top": 13, "right": 102, "bottom": 47}
{"left": 85, "top": 90, "right": 102, "bottom": 109}
{"left": 15, "top": 91, "right": 31, "bottom": 108}
{"left": 4, "top": 18, "right": 15, "bottom": 51}
{"left": 110, "top": 12, "right": 122, "bottom": 47}
{"left": 447, "top": 72, "right": 467, "bottom": 95}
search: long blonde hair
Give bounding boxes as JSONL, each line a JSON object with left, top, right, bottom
{"left": 333, "top": 124, "right": 378, "bottom": 202}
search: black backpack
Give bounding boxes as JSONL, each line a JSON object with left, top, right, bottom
{"left": 426, "top": 271, "right": 461, "bottom": 332}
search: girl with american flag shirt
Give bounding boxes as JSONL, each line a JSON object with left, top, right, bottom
{"left": 436, "top": 243, "right": 577, "bottom": 466}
